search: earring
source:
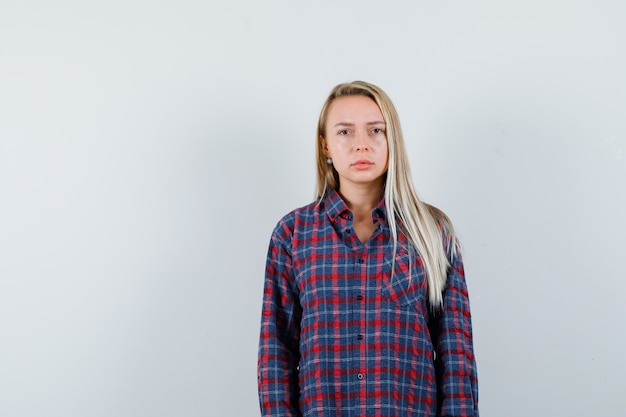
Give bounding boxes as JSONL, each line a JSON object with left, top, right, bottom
{"left": 326, "top": 157, "right": 333, "bottom": 165}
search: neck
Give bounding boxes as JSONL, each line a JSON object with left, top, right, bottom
{"left": 339, "top": 182, "right": 383, "bottom": 221}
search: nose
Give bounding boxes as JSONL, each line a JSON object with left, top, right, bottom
{"left": 355, "top": 130, "right": 369, "bottom": 151}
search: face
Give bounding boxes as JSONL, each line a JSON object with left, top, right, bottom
{"left": 322, "top": 95, "right": 388, "bottom": 193}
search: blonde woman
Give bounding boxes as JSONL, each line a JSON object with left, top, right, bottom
{"left": 258, "top": 81, "right": 478, "bottom": 417}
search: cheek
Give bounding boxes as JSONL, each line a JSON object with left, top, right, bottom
{"left": 379, "top": 140, "right": 389, "bottom": 156}
{"left": 382, "top": 145, "right": 390, "bottom": 166}
{"left": 335, "top": 141, "right": 352, "bottom": 152}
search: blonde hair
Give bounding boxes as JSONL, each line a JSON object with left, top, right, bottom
{"left": 315, "top": 81, "right": 458, "bottom": 307}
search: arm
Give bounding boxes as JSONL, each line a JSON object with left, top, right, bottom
{"left": 433, "top": 248, "right": 479, "bottom": 417}
{"left": 257, "top": 223, "right": 303, "bottom": 417}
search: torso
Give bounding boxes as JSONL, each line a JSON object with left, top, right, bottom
{"left": 280, "top": 192, "right": 435, "bottom": 416}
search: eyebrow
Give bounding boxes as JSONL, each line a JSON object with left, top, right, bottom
{"left": 333, "top": 121, "right": 386, "bottom": 127}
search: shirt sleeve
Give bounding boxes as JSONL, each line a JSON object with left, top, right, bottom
{"left": 257, "top": 221, "right": 303, "bottom": 417}
{"left": 433, "top": 247, "right": 479, "bottom": 417}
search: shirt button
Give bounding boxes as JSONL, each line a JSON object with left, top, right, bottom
{"left": 358, "top": 258, "right": 364, "bottom": 264}
{"left": 356, "top": 295, "right": 363, "bottom": 301}
{"left": 357, "top": 373, "right": 364, "bottom": 380}
{"left": 357, "top": 334, "right": 363, "bottom": 340}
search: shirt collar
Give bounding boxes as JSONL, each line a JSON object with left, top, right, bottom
{"left": 324, "top": 188, "right": 388, "bottom": 224}
{"left": 324, "top": 189, "right": 351, "bottom": 223}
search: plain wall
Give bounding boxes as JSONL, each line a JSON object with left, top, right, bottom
{"left": 1, "top": 1, "right": 625, "bottom": 416}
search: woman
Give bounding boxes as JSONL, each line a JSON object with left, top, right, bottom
{"left": 258, "top": 81, "right": 478, "bottom": 417}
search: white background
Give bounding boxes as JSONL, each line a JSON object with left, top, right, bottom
{"left": 1, "top": 1, "right": 625, "bottom": 416}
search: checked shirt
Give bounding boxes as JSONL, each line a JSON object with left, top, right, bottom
{"left": 258, "top": 189, "right": 478, "bottom": 417}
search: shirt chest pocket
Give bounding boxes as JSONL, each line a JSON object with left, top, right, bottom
{"left": 381, "top": 251, "right": 427, "bottom": 307}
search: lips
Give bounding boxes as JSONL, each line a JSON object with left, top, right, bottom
{"left": 351, "top": 159, "right": 374, "bottom": 169}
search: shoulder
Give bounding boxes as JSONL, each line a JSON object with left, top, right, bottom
{"left": 424, "top": 203, "right": 454, "bottom": 234}
{"left": 424, "top": 203, "right": 460, "bottom": 261}
{"left": 271, "top": 199, "right": 324, "bottom": 241}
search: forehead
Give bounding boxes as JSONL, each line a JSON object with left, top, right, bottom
{"left": 326, "top": 95, "right": 383, "bottom": 123}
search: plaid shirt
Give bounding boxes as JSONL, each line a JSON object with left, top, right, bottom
{"left": 258, "top": 189, "right": 478, "bottom": 417}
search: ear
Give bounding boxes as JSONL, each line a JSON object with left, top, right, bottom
{"left": 320, "top": 135, "right": 330, "bottom": 157}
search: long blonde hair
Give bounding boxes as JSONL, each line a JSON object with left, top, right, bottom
{"left": 315, "top": 81, "right": 458, "bottom": 307}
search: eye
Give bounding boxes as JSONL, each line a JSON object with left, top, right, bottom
{"left": 338, "top": 129, "right": 350, "bottom": 135}
{"left": 371, "top": 127, "right": 384, "bottom": 134}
